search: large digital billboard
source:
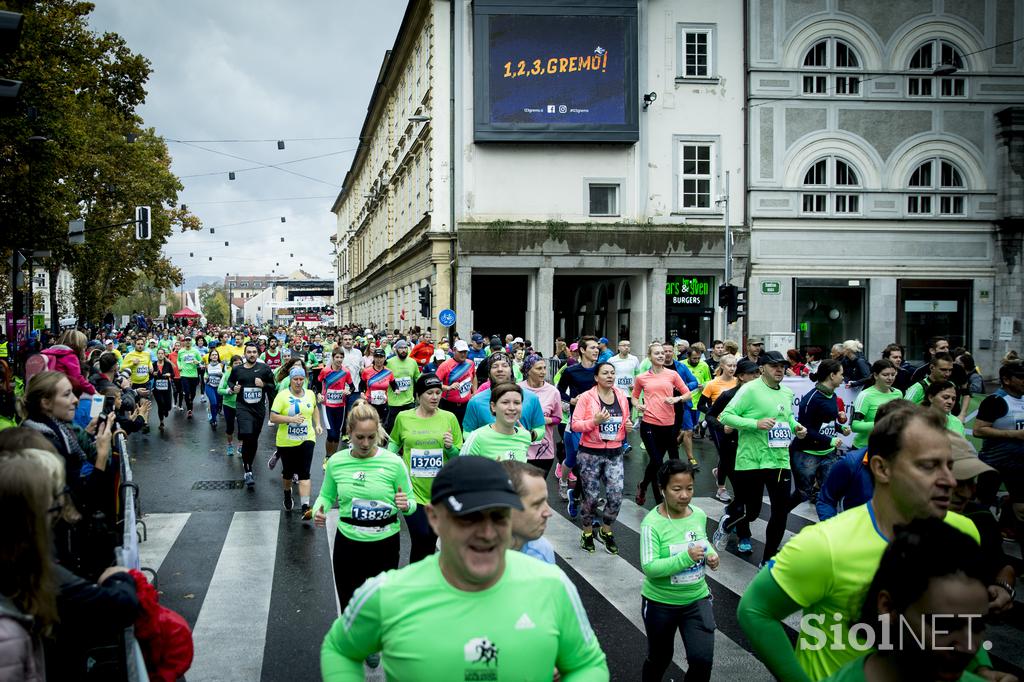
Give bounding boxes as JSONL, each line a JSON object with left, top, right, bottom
{"left": 473, "top": 0, "right": 638, "bottom": 143}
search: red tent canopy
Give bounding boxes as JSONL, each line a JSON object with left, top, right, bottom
{"left": 172, "top": 307, "right": 201, "bottom": 318}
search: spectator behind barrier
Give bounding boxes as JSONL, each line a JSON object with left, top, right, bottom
{"left": 41, "top": 329, "right": 96, "bottom": 397}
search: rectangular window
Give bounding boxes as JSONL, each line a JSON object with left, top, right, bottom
{"left": 835, "top": 194, "right": 860, "bottom": 214}
{"left": 835, "top": 76, "right": 860, "bottom": 95}
{"left": 684, "top": 31, "right": 709, "bottom": 77}
{"left": 939, "top": 77, "right": 965, "bottom": 97}
{"left": 907, "top": 195, "right": 932, "bottom": 214}
{"left": 803, "top": 75, "right": 827, "bottom": 94}
{"left": 677, "top": 24, "right": 716, "bottom": 80}
{"left": 802, "top": 193, "right": 827, "bottom": 213}
{"left": 679, "top": 142, "right": 714, "bottom": 209}
{"left": 588, "top": 184, "right": 619, "bottom": 216}
{"left": 939, "top": 195, "right": 964, "bottom": 215}
{"left": 908, "top": 77, "right": 933, "bottom": 97}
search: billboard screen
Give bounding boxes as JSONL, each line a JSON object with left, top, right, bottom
{"left": 473, "top": 2, "right": 638, "bottom": 142}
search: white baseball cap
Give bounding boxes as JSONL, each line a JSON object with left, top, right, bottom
{"left": 453, "top": 340, "right": 469, "bottom": 352}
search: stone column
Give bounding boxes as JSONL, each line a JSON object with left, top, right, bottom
{"left": 535, "top": 267, "right": 555, "bottom": 356}
{"left": 456, "top": 263, "right": 473, "bottom": 335}
{"left": 648, "top": 268, "right": 667, "bottom": 346}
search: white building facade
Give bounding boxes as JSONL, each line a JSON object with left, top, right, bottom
{"left": 745, "top": 0, "right": 1024, "bottom": 368}
{"left": 335, "top": 0, "right": 747, "bottom": 354}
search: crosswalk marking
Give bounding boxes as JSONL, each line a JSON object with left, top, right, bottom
{"left": 616, "top": 500, "right": 805, "bottom": 632}
{"left": 137, "top": 512, "right": 190, "bottom": 573}
{"left": 544, "top": 510, "right": 772, "bottom": 681}
{"left": 188, "top": 511, "right": 280, "bottom": 682}
{"left": 696, "top": 496, "right": 797, "bottom": 546}
{"left": 765, "top": 496, "right": 818, "bottom": 523}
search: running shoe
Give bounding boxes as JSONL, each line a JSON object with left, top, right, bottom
{"left": 579, "top": 531, "right": 596, "bottom": 553}
{"left": 158, "top": 421, "right": 164, "bottom": 431}
{"left": 688, "top": 456, "right": 700, "bottom": 471}
{"left": 267, "top": 452, "right": 279, "bottom": 470}
{"left": 711, "top": 511, "right": 732, "bottom": 551}
{"left": 187, "top": 410, "right": 193, "bottom": 420}
{"left": 712, "top": 466, "right": 718, "bottom": 480}
{"left": 622, "top": 442, "right": 632, "bottom": 456}
{"left": 244, "top": 471, "right": 254, "bottom": 489}
{"left": 597, "top": 529, "right": 618, "bottom": 555}
{"left": 141, "top": 425, "right": 150, "bottom": 434}
{"left": 596, "top": 497, "right": 607, "bottom": 513}
{"left": 558, "top": 479, "right": 568, "bottom": 501}
{"left": 301, "top": 503, "right": 312, "bottom": 520}
{"left": 200, "top": 396, "right": 206, "bottom": 403}
{"left": 634, "top": 483, "right": 646, "bottom": 506}
{"left": 738, "top": 539, "right": 753, "bottom": 554}
{"left": 283, "top": 493, "right": 294, "bottom": 511}
{"left": 714, "top": 488, "right": 733, "bottom": 503}
{"left": 210, "top": 421, "right": 217, "bottom": 431}
{"left": 568, "top": 472, "right": 577, "bottom": 484}
{"left": 226, "top": 443, "right": 234, "bottom": 456}
{"left": 365, "top": 653, "right": 381, "bottom": 669}
{"left": 555, "top": 462, "right": 564, "bottom": 479}
{"left": 567, "top": 489, "right": 578, "bottom": 518}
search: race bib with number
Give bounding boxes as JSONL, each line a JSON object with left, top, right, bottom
{"left": 818, "top": 422, "right": 837, "bottom": 439}
{"left": 350, "top": 499, "right": 394, "bottom": 533}
{"left": 615, "top": 375, "right": 634, "bottom": 390}
{"left": 395, "top": 377, "right": 412, "bottom": 393}
{"left": 134, "top": 365, "right": 149, "bottom": 377}
{"left": 154, "top": 379, "right": 169, "bottom": 391}
{"left": 1014, "top": 411, "right": 1024, "bottom": 430}
{"left": 599, "top": 417, "right": 622, "bottom": 441}
{"left": 326, "top": 389, "right": 345, "bottom": 404}
{"left": 243, "top": 387, "right": 263, "bottom": 404}
{"left": 287, "top": 422, "right": 309, "bottom": 441}
{"left": 767, "top": 423, "right": 793, "bottom": 448}
{"left": 409, "top": 448, "right": 443, "bottom": 478}
{"left": 369, "top": 390, "right": 387, "bottom": 405}
{"left": 669, "top": 542, "right": 706, "bottom": 585}
{"left": 457, "top": 379, "right": 472, "bottom": 399}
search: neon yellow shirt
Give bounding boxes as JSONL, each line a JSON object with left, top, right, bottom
{"left": 321, "top": 551, "right": 608, "bottom": 681}
{"left": 312, "top": 449, "right": 415, "bottom": 542}
{"left": 769, "top": 503, "right": 979, "bottom": 680}
{"left": 121, "top": 350, "right": 152, "bottom": 385}
{"left": 270, "top": 388, "right": 317, "bottom": 447}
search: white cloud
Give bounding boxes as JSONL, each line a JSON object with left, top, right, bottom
{"left": 87, "top": 0, "right": 406, "bottom": 280}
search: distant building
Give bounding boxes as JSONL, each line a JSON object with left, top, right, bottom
{"left": 223, "top": 275, "right": 275, "bottom": 302}
{"left": 242, "top": 270, "right": 334, "bottom": 327}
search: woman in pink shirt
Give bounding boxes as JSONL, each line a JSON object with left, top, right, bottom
{"left": 632, "top": 342, "right": 690, "bottom": 505}
{"left": 571, "top": 361, "right": 632, "bottom": 554}
{"left": 518, "top": 354, "right": 561, "bottom": 477}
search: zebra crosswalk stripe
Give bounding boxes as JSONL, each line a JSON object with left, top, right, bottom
{"left": 137, "top": 512, "right": 190, "bottom": 574}
{"left": 543, "top": 510, "right": 773, "bottom": 681}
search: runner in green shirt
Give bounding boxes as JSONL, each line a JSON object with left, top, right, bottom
{"left": 269, "top": 366, "right": 323, "bottom": 517}
{"left": 320, "top": 456, "right": 609, "bottom": 681}
{"left": 714, "top": 351, "right": 808, "bottom": 566}
{"left": 925, "top": 380, "right": 966, "bottom": 435}
{"left": 736, "top": 405, "right": 1010, "bottom": 682}
{"left": 640, "top": 459, "right": 719, "bottom": 682}
{"left": 821, "top": 518, "right": 990, "bottom": 682}
{"left": 176, "top": 337, "right": 203, "bottom": 419}
{"left": 218, "top": 355, "right": 243, "bottom": 456}
{"left": 313, "top": 401, "right": 415, "bottom": 646}
{"left": 850, "top": 359, "right": 903, "bottom": 449}
{"left": 387, "top": 373, "right": 462, "bottom": 563}
{"left": 384, "top": 340, "right": 420, "bottom": 431}
{"left": 461, "top": 383, "right": 533, "bottom": 462}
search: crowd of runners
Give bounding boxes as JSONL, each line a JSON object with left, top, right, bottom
{"left": 1, "top": 319, "right": 1021, "bottom": 681}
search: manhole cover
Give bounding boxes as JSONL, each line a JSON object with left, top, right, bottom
{"left": 191, "top": 480, "right": 245, "bottom": 491}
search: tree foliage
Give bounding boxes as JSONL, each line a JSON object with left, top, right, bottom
{"left": 0, "top": 0, "right": 200, "bottom": 322}
{"left": 110, "top": 271, "right": 176, "bottom": 318}
{"left": 198, "top": 284, "right": 229, "bottom": 326}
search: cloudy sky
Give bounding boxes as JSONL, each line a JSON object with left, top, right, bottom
{"left": 87, "top": 1, "right": 406, "bottom": 283}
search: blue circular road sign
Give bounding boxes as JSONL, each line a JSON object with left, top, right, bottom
{"left": 438, "top": 309, "right": 456, "bottom": 327}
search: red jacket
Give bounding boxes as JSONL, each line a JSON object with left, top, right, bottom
{"left": 409, "top": 341, "right": 434, "bottom": 368}
{"left": 41, "top": 345, "right": 96, "bottom": 396}
{"left": 129, "top": 570, "right": 193, "bottom": 682}
{"left": 571, "top": 385, "right": 631, "bottom": 450}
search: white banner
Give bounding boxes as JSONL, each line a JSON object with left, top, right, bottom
{"left": 781, "top": 377, "right": 861, "bottom": 449}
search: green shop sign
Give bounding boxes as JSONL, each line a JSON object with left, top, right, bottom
{"left": 666, "top": 276, "right": 712, "bottom": 307}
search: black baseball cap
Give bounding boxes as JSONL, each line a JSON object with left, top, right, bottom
{"left": 430, "top": 456, "right": 524, "bottom": 515}
{"left": 736, "top": 358, "right": 760, "bottom": 375}
{"left": 758, "top": 350, "right": 787, "bottom": 366}
{"left": 372, "top": 347, "right": 386, "bottom": 357}
{"left": 415, "top": 372, "right": 443, "bottom": 396}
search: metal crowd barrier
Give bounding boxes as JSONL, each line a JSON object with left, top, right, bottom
{"left": 115, "top": 432, "right": 150, "bottom": 682}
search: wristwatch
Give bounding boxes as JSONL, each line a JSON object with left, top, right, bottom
{"left": 994, "top": 580, "right": 1016, "bottom": 601}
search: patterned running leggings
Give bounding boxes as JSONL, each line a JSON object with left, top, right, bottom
{"left": 578, "top": 447, "right": 625, "bottom": 528}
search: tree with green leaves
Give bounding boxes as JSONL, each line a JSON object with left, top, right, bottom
{"left": 198, "top": 283, "right": 229, "bottom": 326}
{"left": 0, "top": 0, "right": 200, "bottom": 327}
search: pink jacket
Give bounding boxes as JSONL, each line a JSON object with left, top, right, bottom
{"left": 570, "top": 385, "right": 630, "bottom": 450}
{"left": 41, "top": 345, "right": 96, "bottom": 396}
{"left": 0, "top": 597, "right": 44, "bottom": 682}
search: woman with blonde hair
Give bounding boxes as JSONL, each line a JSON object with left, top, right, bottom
{"left": 41, "top": 328, "right": 95, "bottom": 396}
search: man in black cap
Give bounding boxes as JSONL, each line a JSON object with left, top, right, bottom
{"left": 704, "top": 357, "right": 762, "bottom": 504}
{"left": 713, "top": 350, "right": 807, "bottom": 567}
{"left": 321, "top": 456, "right": 609, "bottom": 680}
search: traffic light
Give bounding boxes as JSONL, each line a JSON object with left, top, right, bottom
{"left": 0, "top": 10, "right": 24, "bottom": 113}
{"left": 135, "top": 205, "right": 151, "bottom": 240}
{"left": 718, "top": 283, "right": 734, "bottom": 309}
{"left": 728, "top": 286, "right": 748, "bottom": 325}
{"left": 418, "top": 285, "right": 431, "bottom": 319}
